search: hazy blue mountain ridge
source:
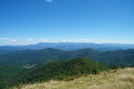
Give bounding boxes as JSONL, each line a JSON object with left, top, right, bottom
{"left": 0, "top": 42, "right": 134, "bottom": 54}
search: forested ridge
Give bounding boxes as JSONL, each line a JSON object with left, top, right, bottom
{"left": 0, "top": 65, "right": 24, "bottom": 89}
{"left": 0, "top": 48, "right": 134, "bottom": 67}
{"left": 12, "top": 57, "right": 110, "bottom": 85}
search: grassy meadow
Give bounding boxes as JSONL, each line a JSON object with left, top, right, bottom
{"left": 12, "top": 67, "right": 134, "bottom": 89}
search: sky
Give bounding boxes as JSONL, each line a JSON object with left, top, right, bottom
{"left": 0, "top": 0, "right": 134, "bottom": 45}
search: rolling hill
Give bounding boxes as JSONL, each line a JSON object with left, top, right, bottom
{"left": 12, "top": 57, "right": 110, "bottom": 85}
{"left": 0, "top": 48, "right": 101, "bottom": 66}
{"left": 0, "top": 48, "right": 134, "bottom": 67}
{"left": 0, "top": 65, "right": 24, "bottom": 89}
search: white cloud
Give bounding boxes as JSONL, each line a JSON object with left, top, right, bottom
{"left": 27, "top": 38, "right": 32, "bottom": 41}
{"left": 77, "top": 39, "right": 114, "bottom": 43}
{"left": 54, "top": 39, "right": 73, "bottom": 43}
{"left": 0, "top": 38, "right": 8, "bottom": 40}
{"left": 78, "top": 39, "right": 93, "bottom": 42}
{"left": 0, "top": 38, "right": 16, "bottom": 42}
{"left": 78, "top": 39, "right": 89, "bottom": 41}
{"left": 39, "top": 38, "right": 48, "bottom": 42}
{"left": 27, "top": 38, "right": 48, "bottom": 42}
{"left": 45, "top": 0, "right": 53, "bottom": 2}
{"left": 9, "top": 39, "right": 16, "bottom": 42}
{"left": 78, "top": 39, "right": 86, "bottom": 41}
{"left": 27, "top": 38, "right": 36, "bottom": 42}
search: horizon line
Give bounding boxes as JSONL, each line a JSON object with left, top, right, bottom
{"left": 0, "top": 42, "right": 134, "bottom": 46}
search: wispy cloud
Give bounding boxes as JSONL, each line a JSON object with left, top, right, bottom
{"left": 54, "top": 39, "right": 113, "bottom": 43}
{"left": 78, "top": 39, "right": 113, "bottom": 43}
{"left": 27, "top": 38, "right": 36, "bottom": 42}
{"left": 78, "top": 39, "right": 93, "bottom": 42}
{"left": 39, "top": 38, "right": 48, "bottom": 42}
{"left": 45, "top": 0, "right": 53, "bottom": 2}
{"left": 27, "top": 38, "right": 48, "bottom": 42}
{"left": 78, "top": 39, "right": 91, "bottom": 41}
{"left": 0, "top": 38, "right": 16, "bottom": 42}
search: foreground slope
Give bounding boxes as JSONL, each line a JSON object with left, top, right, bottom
{"left": 12, "top": 67, "right": 134, "bottom": 89}
{"left": 0, "top": 66, "right": 24, "bottom": 89}
{"left": 12, "top": 57, "right": 110, "bottom": 85}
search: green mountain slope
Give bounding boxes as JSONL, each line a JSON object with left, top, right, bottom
{"left": 0, "top": 65, "right": 24, "bottom": 89}
{"left": 0, "top": 48, "right": 66, "bottom": 66}
{"left": 0, "top": 48, "right": 134, "bottom": 67}
{"left": 12, "top": 57, "right": 110, "bottom": 85}
{"left": 99, "top": 49, "right": 134, "bottom": 67}
{"left": 0, "top": 48, "right": 101, "bottom": 66}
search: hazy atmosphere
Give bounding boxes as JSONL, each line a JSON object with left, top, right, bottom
{"left": 0, "top": 0, "right": 134, "bottom": 45}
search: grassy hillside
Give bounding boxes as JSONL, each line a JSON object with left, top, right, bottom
{"left": 12, "top": 57, "right": 110, "bottom": 85}
{"left": 12, "top": 67, "right": 134, "bottom": 89}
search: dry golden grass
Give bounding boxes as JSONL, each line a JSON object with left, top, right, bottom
{"left": 12, "top": 67, "right": 134, "bottom": 89}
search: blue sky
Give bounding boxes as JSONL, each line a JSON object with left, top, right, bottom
{"left": 0, "top": 0, "right": 134, "bottom": 45}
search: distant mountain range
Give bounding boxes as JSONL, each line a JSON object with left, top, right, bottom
{"left": 0, "top": 48, "right": 134, "bottom": 67}
{"left": 0, "top": 42, "right": 134, "bottom": 54}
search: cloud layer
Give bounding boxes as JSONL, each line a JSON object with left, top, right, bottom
{"left": 1, "top": 37, "right": 132, "bottom": 46}
{"left": 27, "top": 38, "right": 48, "bottom": 42}
{"left": 0, "top": 38, "right": 16, "bottom": 42}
